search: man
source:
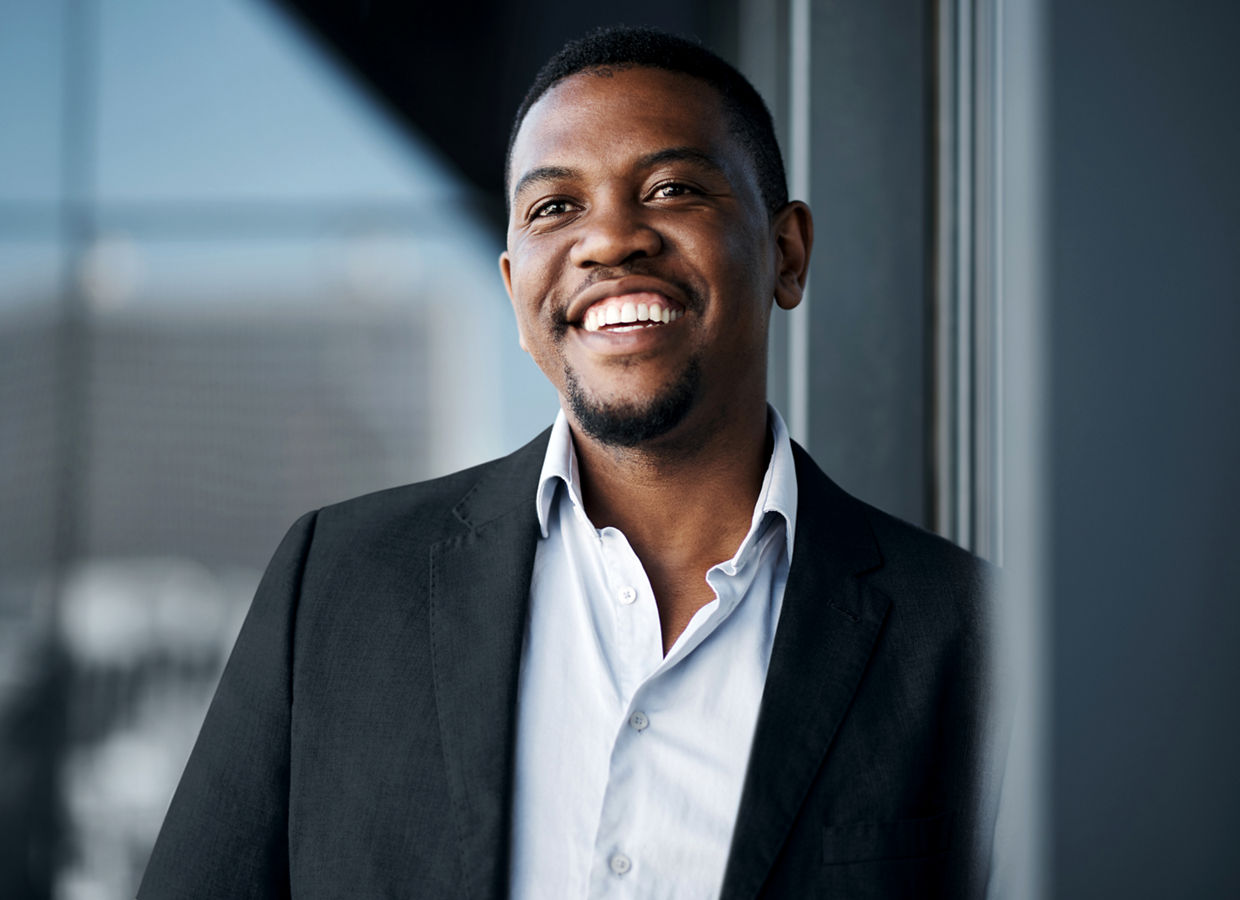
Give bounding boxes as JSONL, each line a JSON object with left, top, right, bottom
{"left": 140, "top": 26, "right": 996, "bottom": 899}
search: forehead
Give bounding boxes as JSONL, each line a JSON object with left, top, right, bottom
{"left": 509, "top": 67, "right": 745, "bottom": 196}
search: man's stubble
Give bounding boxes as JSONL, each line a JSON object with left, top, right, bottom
{"left": 563, "top": 356, "right": 702, "bottom": 448}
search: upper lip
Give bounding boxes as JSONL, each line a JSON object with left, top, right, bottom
{"left": 566, "top": 276, "right": 687, "bottom": 325}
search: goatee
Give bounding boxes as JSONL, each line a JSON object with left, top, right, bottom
{"left": 565, "top": 358, "right": 701, "bottom": 447}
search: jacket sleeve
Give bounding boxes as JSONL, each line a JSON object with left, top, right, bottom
{"left": 138, "top": 510, "right": 318, "bottom": 900}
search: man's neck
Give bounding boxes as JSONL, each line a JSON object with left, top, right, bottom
{"left": 570, "top": 402, "right": 773, "bottom": 652}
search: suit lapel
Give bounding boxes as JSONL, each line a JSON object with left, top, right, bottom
{"left": 720, "top": 444, "right": 891, "bottom": 900}
{"left": 429, "top": 432, "right": 549, "bottom": 900}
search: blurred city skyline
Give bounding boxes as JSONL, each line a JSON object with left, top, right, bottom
{"left": 1, "top": 2, "right": 555, "bottom": 897}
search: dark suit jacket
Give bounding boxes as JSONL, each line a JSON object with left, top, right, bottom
{"left": 139, "top": 430, "right": 998, "bottom": 899}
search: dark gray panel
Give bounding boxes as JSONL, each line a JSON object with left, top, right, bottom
{"left": 1048, "top": 1, "right": 1240, "bottom": 896}
{"left": 806, "top": 0, "right": 931, "bottom": 526}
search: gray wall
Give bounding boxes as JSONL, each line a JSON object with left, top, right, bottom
{"left": 804, "top": 0, "right": 933, "bottom": 527}
{"left": 1047, "top": 1, "right": 1240, "bottom": 896}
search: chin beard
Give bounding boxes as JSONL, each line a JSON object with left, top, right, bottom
{"left": 565, "top": 358, "right": 701, "bottom": 448}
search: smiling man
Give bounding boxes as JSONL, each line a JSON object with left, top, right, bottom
{"left": 141, "top": 26, "right": 997, "bottom": 900}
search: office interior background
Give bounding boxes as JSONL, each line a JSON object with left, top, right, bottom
{"left": 0, "top": 1, "right": 1236, "bottom": 897}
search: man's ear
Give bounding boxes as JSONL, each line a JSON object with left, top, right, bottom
{"left": 499, "top": 251, "right": 529, "bottom": 352}
{"left": 771, "top": 201, "right": 813, "bottom": 310}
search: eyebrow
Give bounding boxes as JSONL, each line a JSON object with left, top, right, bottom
{"left": 509, "top": 147, "right": 728, "bottom": 204}
{"left": 511, "top": 166, "right": 577, "bottom": 204}
{"left": 634, "top": 146, "right": 728, "bottom": 176}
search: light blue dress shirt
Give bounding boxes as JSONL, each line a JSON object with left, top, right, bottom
{"left": 510, "top": 407, "right": 798, "bottom": 899}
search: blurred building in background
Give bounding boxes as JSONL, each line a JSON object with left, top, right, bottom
{"left": 2, "top": 1, "right": 1238, "bottom": 898}
{"left": 0, "top": 2, "right": 554, "bottom": 897}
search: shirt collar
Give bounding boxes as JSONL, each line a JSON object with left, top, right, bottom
{"left": 535, "top": 407, "right": 798, "bottom": 560}
{"left": 751, "top": 405, "right": 798, "bottom": 562}
{"left": 535, "top": 410, "right": 582, "bottom": 538}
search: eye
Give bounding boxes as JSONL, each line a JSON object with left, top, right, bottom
{"left": 650, "top": 181, "right": 698, "bottom": 200}
{"left": 530, "top": 198, "right": 575, "bottom": 219}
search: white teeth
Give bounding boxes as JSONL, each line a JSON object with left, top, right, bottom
{"left": 581, "top": 300, "right": 684, "bottom": 332}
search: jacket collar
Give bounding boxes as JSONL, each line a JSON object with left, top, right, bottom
{"left": 720, "top": 443, "right": 890, "bottom": 900}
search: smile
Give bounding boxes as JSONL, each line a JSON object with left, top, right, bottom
{"left": 580, "top": 291, "right": 685, "bottom": 333}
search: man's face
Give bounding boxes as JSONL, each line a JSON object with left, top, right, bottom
{"left": 501, "top": 67, "right": 783, "bottom": 447}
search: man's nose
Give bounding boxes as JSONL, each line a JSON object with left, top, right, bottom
{"left": 569, "top": 200, "right": 662, "bottom": 268}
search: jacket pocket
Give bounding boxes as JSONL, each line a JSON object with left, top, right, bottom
{"left": 821, "top": 810, "right": 954, "bottom": 865}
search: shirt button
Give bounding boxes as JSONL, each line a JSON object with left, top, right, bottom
{"left": 629, "top": 710, "right": 649, "bottom": 731}
{"left": 617, "top": 586, "right": 637, "bottom": 605}
{"left": 610, "top": 853, "right": 632, "bottom": 875}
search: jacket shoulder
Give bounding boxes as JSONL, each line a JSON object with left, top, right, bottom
{"left": 790, "top": 440, "right": 995, "bottom": 596}
{"left": 861, "top": 502, "right": 997, "bottom": 600}
{"left": 309, "top": 427, "right": 552, "bottom": 546}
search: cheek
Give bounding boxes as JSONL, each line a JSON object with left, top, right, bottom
{"left": 686, "top": 218, "right": 769, "bottom": 283}
{"left": 506, "top": 266, "right": 566, "bottom": 371}
{"left": 508, "top": 244, "right": 559, "bottom": 310}
{"left": 505, "top": 263, "right": 540, "bottom": 324}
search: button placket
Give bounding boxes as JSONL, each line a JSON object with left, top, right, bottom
{"left": 599, "top": 525, "right": 665, "bottom": 702}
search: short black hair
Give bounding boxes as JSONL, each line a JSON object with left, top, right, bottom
{"left": 505, "top": 25, "right": 788, "bottom": 217}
